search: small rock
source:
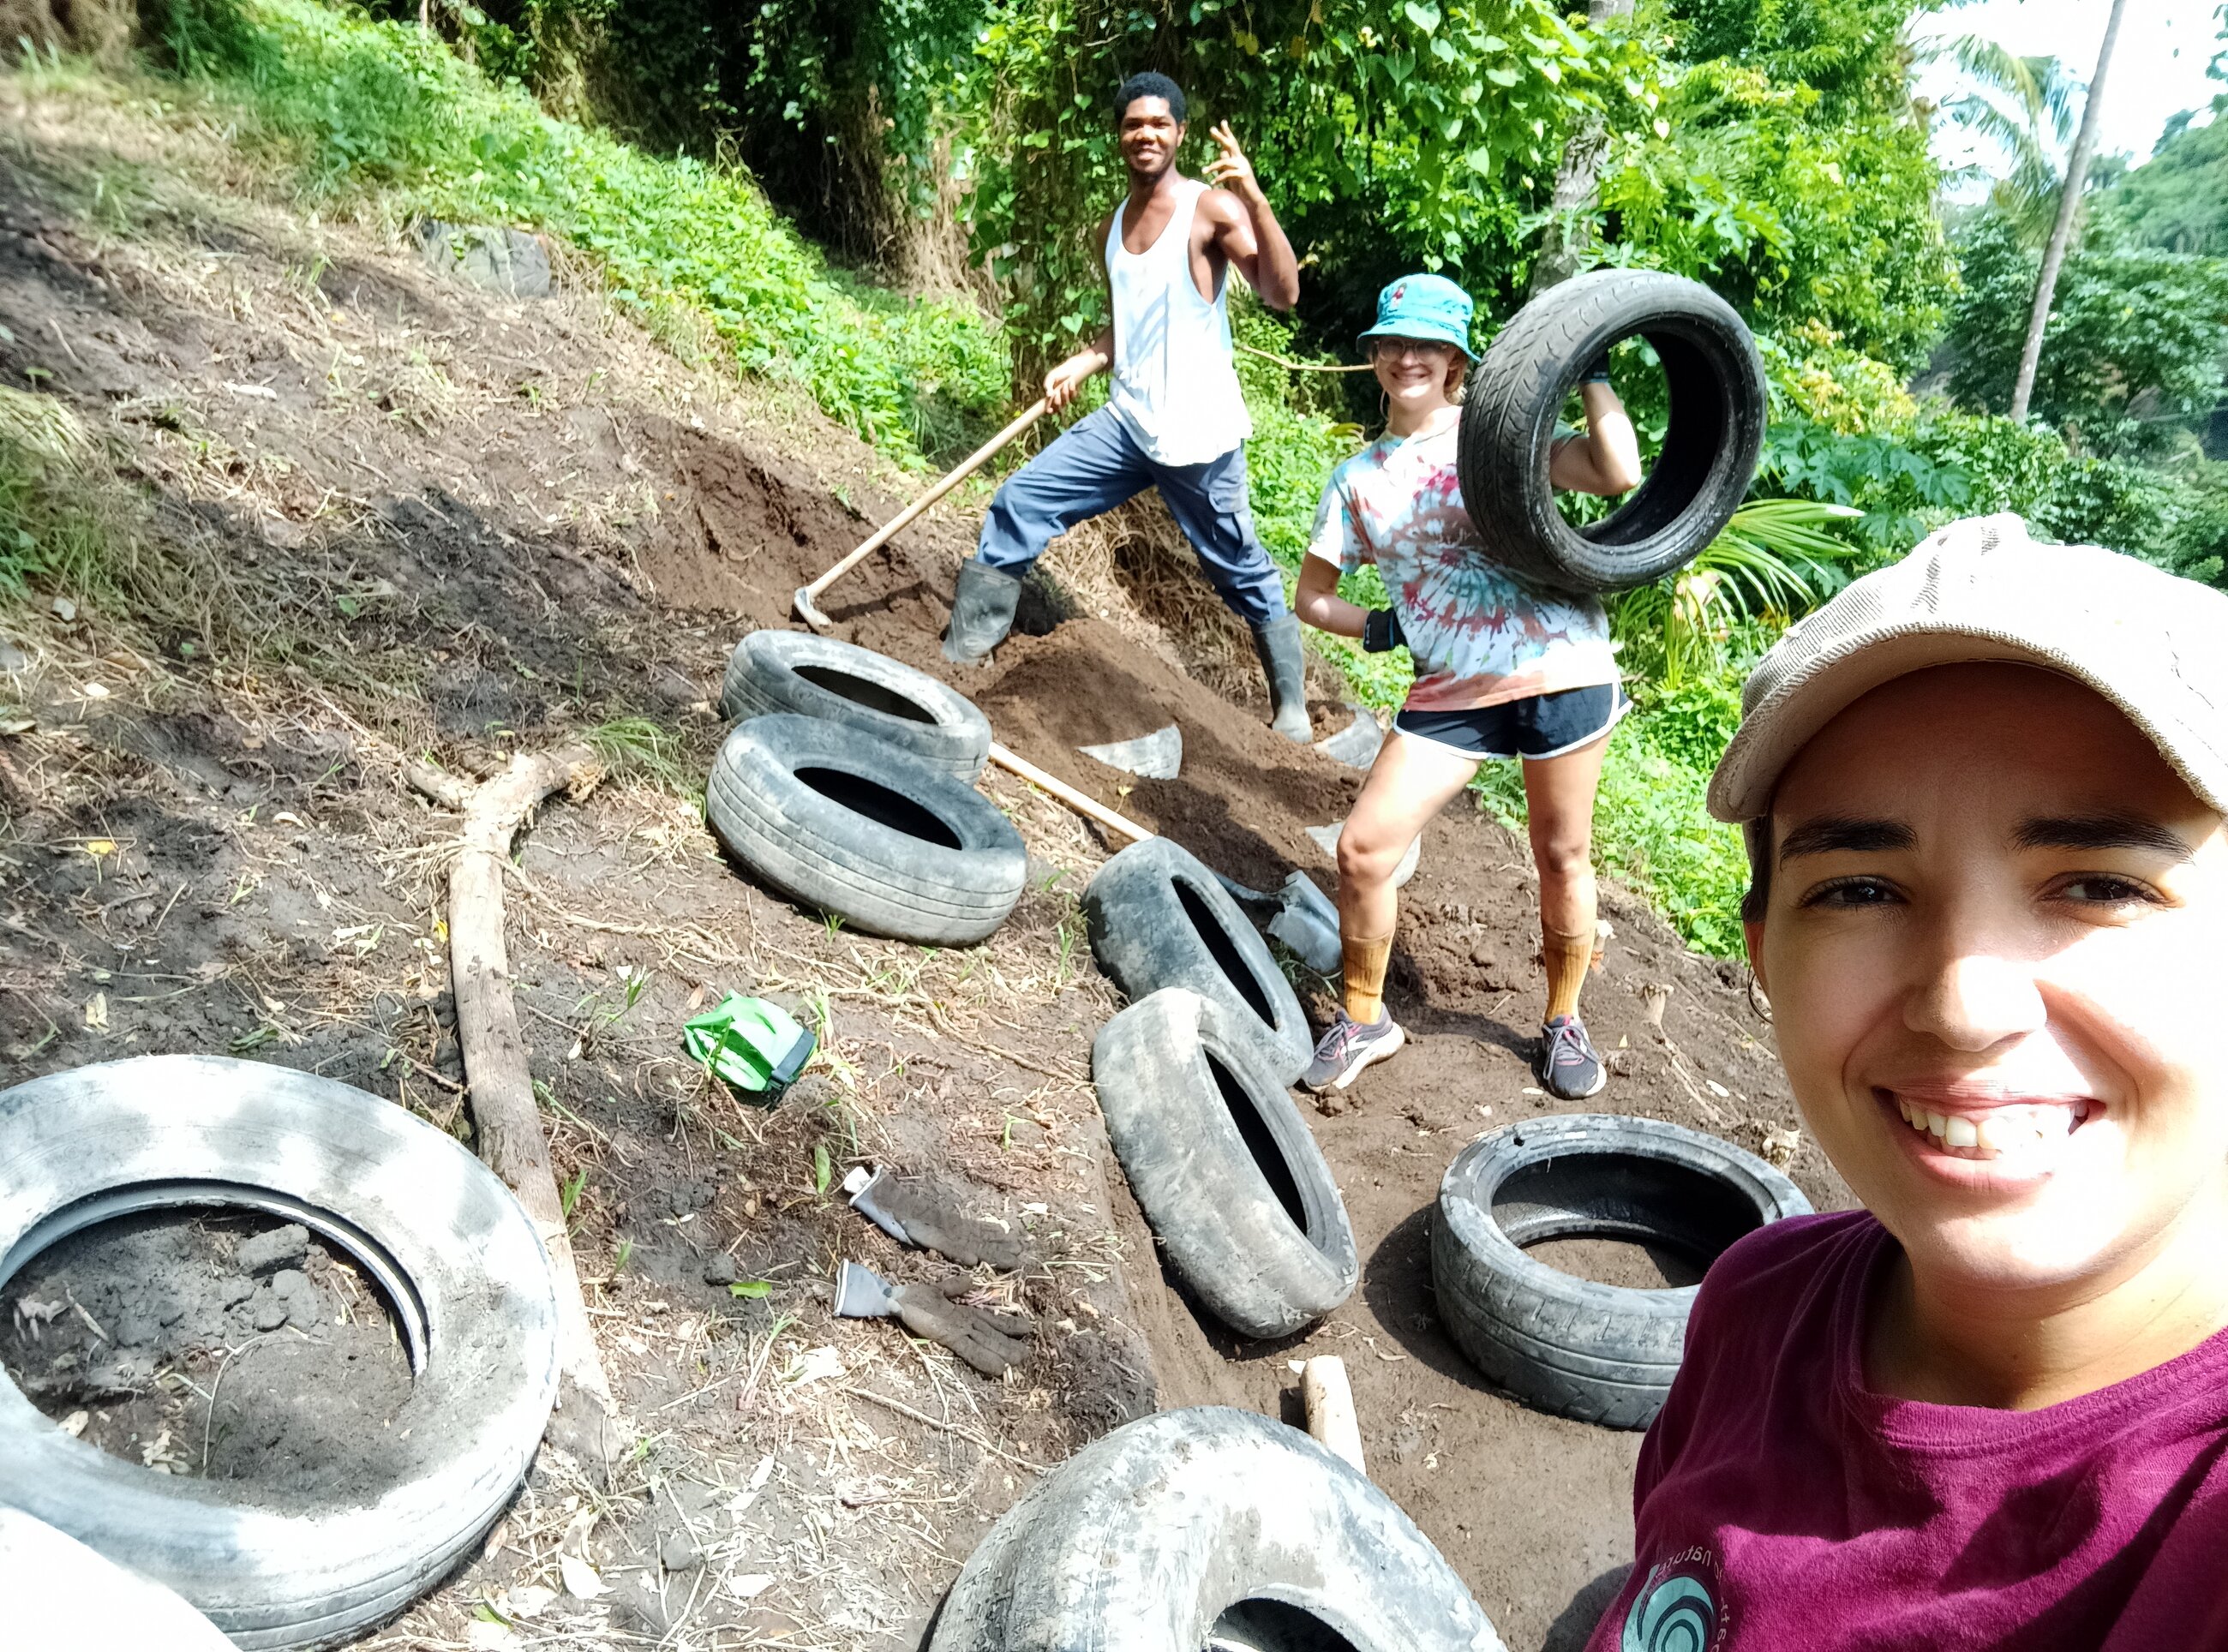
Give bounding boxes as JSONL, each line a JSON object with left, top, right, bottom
{"left": 782, "top": 1074, "right": 837, "bottom": 1110}
{"left": 416, "top": 221, "right": 553, "bottom": 298}
{"left": 271, "top": 1268, "right": 322, "bottom": 1328}
{"left": 659, "top": 1534, "right": 702, "bottom": 1572}
{"left": 702, "top": 1254, "right": 740, "bottom": 1287}
{"left": 49, "top": 596, "right": 75, "bottom": 623}
{"left": 236, "top": 1224, "right": 309, "bottom": 1275}
{"left": 111, "top": 1314, "right": 155, "bottom": 1350}
{"left": 248, "top": 1286, "right": 290, "bottom": 1332}
{"left": 0, "top": 640, "right": 27, "bottom": 673}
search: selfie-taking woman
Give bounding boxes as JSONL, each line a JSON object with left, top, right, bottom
{"left": 1296, "top": 274, "right": 1642, "bottom": 1098}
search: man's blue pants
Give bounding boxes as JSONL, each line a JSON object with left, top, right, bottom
{"left": 973, "top": 407, "right": 1289, "bottom": 627}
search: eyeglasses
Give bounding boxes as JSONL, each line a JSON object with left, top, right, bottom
{"left": 1371, "top": 338, "right": 1451, "bottom": 362}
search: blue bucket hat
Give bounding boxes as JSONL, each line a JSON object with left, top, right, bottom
{"left": 1357, "top": 272, "right": 1476, "bottom": 359}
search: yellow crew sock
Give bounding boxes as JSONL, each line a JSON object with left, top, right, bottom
{"left": 1543, "top": 925, "right": 1593, "bottom": 1023}
{"left": 1341, "top": 931, "right": 1395, "bottom": 1024}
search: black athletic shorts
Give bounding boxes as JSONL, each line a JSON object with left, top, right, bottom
{"left": 1392, "top": 682, "right": 1628, "bottom": 761}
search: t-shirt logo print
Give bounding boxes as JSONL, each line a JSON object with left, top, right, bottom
{"left": 1620, "top": 1559, "right": 1721, "bottom": 1652}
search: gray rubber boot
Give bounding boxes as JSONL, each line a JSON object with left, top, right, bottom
{"left": 943, "top": 559, "right": 1023, "bottom": 667}
{"left": 1251, "top": 614, "right": 1314, "bottom": 743}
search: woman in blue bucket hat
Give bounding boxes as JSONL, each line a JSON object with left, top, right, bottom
{"left": 1296, "top": 272, "right": 1642, "bottom": 1099}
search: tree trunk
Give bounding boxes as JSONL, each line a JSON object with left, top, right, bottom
{"left": 2009, "top": 0, "right": 2129, "bottom": 422}
{"left": 1530, "top": 0, "right": 1636, "bottom": 296}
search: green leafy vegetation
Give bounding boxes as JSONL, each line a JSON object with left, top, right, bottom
{"left": 190, "top": 0, "right": 1005, "bottom": 461}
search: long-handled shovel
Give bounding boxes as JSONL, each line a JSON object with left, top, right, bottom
{"left": 986, "top": 741, "right": 1343, "bottom": 974}
{"left": 792, "top": 397, "right": 1051, "bottom": 631}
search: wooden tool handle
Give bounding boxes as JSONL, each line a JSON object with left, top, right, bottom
{"left": 1302, "top": 1356, "right": 1365, "bottom": 1474}
{"left": 805, "top": 398, "right": 1051, "bottom": 602}
{"left": 985, "top": 742, "right": 1153, "bottom": 843}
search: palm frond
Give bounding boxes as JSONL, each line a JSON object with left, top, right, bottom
{"left": 1610, "top": 498, "right": 1864, "bottom": 685}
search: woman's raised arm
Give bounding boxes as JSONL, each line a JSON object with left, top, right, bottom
{"left": 1549, "top": 377, "right": 1644, "bottom": 497}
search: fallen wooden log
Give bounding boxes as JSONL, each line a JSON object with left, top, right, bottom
{"left": 406, "top": 746, "right": 624, "bottom": 1478}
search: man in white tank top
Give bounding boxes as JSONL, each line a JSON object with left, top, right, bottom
{"left": 943, "top": 73, "right": 1315, "bottom": 742}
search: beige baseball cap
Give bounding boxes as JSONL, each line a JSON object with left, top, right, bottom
{"left": 1708, "top": 512, "right": 2228, "bottom": 824}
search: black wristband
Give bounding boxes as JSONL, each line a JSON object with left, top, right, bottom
{"left": 1580, "top": 353, "right": 1612, "bottom": 386}
{"left": 1363, "top": 608, "right": 1404, "bottom": 654}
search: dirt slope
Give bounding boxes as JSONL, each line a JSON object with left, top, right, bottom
{"left": 0, "top": 69, "right": 1846, "bottom": 1652}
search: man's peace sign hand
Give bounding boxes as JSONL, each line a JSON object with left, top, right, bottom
{"left": 1205, "top": 122, "right": 1266, "bottom": 204}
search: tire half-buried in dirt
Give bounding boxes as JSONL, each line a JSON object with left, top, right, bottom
{"left": 1457, "top": 268, "right": 1767, "bottom": 594}
{"left": 1083, "top": 836, "right": 1313, "bottom": 1080}
{"left": 1433, "top": 1113, "right": 1810, "bottom": 1428}
{"left": 719, "top": 630, "right": 992, "bottom": 781}
{"left": 0, "top": 1055, "right": 560, "bottom": 1650}
{"left": 1093, "top": 990, "right": 1356, "bottom": 1338}
{"left": 708, "top": 713, "right": 1026, "bottom": 947}
{"left": 930, "top": 1405, "right": 1506, "bottom": 1652}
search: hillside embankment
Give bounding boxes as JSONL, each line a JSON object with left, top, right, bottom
{"left": 0, "top": 71, "right": 1845, "bottom": 1651}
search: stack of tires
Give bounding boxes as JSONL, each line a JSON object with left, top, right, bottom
{"left": 705, "top": 631, "right": 1027, "bottom": 947}
{"left": 1083, "top": 838, "right": 1357, "bottom": 1339}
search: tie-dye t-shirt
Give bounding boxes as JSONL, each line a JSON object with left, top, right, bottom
{"left": 1306, "top": 418, "right": 1619, "bottom": 713}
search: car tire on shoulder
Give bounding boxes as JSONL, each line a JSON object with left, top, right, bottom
{"left": 928, "top": 1406, "right": 1507, "bottom": 1652}
{"left": 1082, "top": 836, "right": 1313, "bottom": 1081}
{"left": 0, "top": 1055, "right": 559, "bottom": 1650}
{"left": 1433, "top": 1112, "right": 1811, "bottom": 1428}
{"left": 719, "top": 631, "right": 992, "bottom": 781}
{"left": 1092, "top": 989, "right": 1356, "bottom": 1338}
{"left": 1458, "top": 268, "right": 1768, "bottom": 594}
{"left": 707, "top": 713, "right": 1026, "bottom": 947}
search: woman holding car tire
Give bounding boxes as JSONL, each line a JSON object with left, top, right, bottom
{"left": 1296, "top": 273, "right": 1641, "bottom": 1100}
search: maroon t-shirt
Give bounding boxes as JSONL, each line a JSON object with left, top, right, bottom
{"left": 1584, "top": 1211, "right": 2228, "bottom": 1651}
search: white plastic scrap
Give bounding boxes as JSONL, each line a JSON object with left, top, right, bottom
{"left": 726, "top": 1452, "right": 776, "bottom": 1520}
{"left": 783, "top": 1345, "right": 845, "bottom": 1389}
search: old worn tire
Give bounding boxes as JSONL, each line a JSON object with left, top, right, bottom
{"left": 707, "top": 713, "right": 1026, "bottom": 946}
{"left": 719, "top": 631, "right": 991, "bottom": 781}
{"left": 2, "top": 1507, "right": 238, "bottom": 1652}
{"left": 1458, "top": 269, "right": 1767, "bottom": 594}
{"left": 1433, "top": 1113, "right": 1810, "bottom": 1428}
{"left": 1093, "top": 990, "right": 1356, "bottom": 1338}
{"left": 0, "top": 1055, "right": 559, "bottom": 1649}
{"left": 929, "top": 1407, "right": 1506, "bottom": 1652}
{"left": 1083, "top": 836, "right": 1312, "bottom": 1080}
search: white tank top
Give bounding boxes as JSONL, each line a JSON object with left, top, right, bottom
{"left": 1105, "top": 179, "right": 1252, "bottom": 467}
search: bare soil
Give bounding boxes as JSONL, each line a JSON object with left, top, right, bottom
{"left": 2, "top": 1213, "right": 412, "bottom": 1495}
{"left": 0, "top": 67, "right": 1849, "bottom": 1652}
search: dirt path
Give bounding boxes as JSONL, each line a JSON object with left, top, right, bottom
{"left": 0, "top": 69, "right": 1847, "bottom": 1652}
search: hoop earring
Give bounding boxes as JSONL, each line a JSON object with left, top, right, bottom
{"left": 1746, "top": 969, "right": 1773, "bottom": 1024}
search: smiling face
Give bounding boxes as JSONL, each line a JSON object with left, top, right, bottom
{"left": 1369, "top": 336, "right": 1464, "bottom": 416}
{"left": 1748, "top": 662, "right": 2228, "bottom": 1299}
{"left": 1117, "top": 97, "right": 1183, "bottom": 181}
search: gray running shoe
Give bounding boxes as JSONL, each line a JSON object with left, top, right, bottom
{"left": 1537, "top": 1014, "right": 1607, "bottom": 1100}
{"left": 1302, "top": 1009, "right": 1405, "bottom": 1093}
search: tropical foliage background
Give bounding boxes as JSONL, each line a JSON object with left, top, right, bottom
{"left": 43, "top": 0, "right": 2228, "bottom": 949}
